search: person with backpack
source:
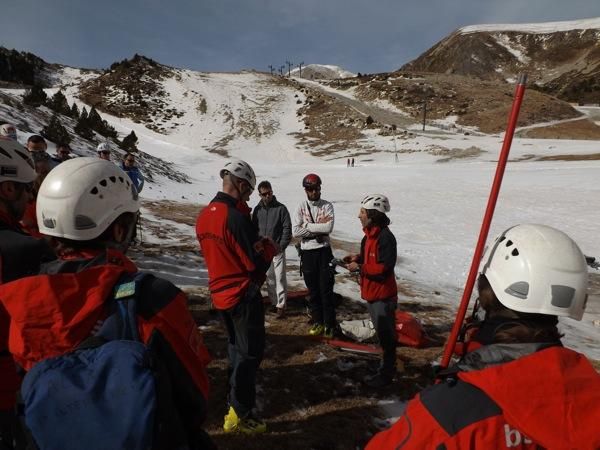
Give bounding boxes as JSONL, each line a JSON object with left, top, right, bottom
{"left": 292, "top": 173, "right": 336, "bottom": 338}
{"left": 252, "top": 180, "right": 292, "bottom": 318}
{"left": 196, "top": 159, "right": 277, "bottom": 434}
{"left": 342, "top": 194, "right": 397, "bottom": 387}
{"left": 367, "top": 224, "right": 600, "bottom": 449}
{"left": 0, "top": 140, "right": 55, "bottom": 449}
{"left": 0, "top": 157, "right": 213, "bottom": 450}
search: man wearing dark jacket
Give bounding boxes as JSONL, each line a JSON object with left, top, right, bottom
{"left": 0, "top": 140, "right": 55, "bottom": 449}
{"left": 252, "top": 180, "right": 291, "bottom": 317}
{"left": 196, "top": 159, "right": 277, "bottom": 434}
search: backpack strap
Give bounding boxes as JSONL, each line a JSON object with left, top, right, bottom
{"left": 93, "top": 271, "right": 153, "bottom": 343}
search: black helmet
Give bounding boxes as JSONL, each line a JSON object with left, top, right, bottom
{"left": 302, "top": 173, "right": 322, "bottom": 188}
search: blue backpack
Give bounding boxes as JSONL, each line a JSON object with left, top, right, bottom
{"left": 20, "top": 272, "right": 160, "bottom": 450}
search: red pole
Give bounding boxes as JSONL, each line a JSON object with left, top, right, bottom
{"left": 439, "top": 74, "right": 528, "bottom": 370}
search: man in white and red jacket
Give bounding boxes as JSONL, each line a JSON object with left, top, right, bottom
{"left": 344, "top": 194, "right": 397, "bottom": 387}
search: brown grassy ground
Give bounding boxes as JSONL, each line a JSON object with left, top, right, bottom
{"left": 185, "top": 289, "right": 448, "bottom": 450}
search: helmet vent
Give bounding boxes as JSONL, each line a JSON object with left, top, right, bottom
{"left": 119, "top": 176, "right": 124, "bottom": 183}
{"left": 74, "top": 215, "right": 97, "bottom": 230}
{"left": 511, "top": 248, "right": 519, "bottom": 256}
{"left": 505, "top": 240, "right": 513, "bottom": 247}
{"left": 42, "top": 217, "right": 56, "bottom": 229}
{"left": 99, "top": 179, "right": 107, "bottom": 187}
{"left": 109, "top": 176, "right": 116, "bottom": 183}
{"left": 505, "top": 281, "right": 529, "bottom": 299}
{"left": 90, "top": 187, "right": 99, "bottom": 195}
{"left": 0, "top": 147, "right": 10, "bottom": 159}
{"left": 551, "top": 285, "right": 575, "bottom": 308}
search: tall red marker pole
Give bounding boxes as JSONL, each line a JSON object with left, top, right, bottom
{"left": 440, "top": 74, "right": 528, "bottom": 370}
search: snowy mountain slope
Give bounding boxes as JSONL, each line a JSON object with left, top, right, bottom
{"left": 402, "top": 17, "right": 600, "bottom": 104}
{"left": 2, "top": 53, "right": 599, "bottom": 360}
{"left": 290, "top": 64, "right": 355, "bottom": 80}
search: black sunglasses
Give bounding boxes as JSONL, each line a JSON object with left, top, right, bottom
{"left": 305, "top": 186, "right": 321, "bottom": 192}
{"left": 259, "top": 191, "right": 273, "bottom": 197}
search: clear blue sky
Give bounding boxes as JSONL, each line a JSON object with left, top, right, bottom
{"left": 2, "top": 0, "right": 600, "bottom": 74}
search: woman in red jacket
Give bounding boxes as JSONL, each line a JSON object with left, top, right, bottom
{"left": 367, "top": 224, "right": 600, "bottom": 449}
{"left": 344, "top": 194, "right": 397, "bottom": 388}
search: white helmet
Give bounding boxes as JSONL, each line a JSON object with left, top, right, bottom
{"left": 0, "top": 123, "right": 17, "bottom": 140}
{"left": 219, "top": 159, "right": 256, "bottom": 190}
{"left": 0, "top": 140, "right": 36, "bottom": 184}
{"left": 37, "top": 157, "right": 140, "bottom": 240}
{"left": 361, "top": 194, "right": 390, "bottom": 213}
{"left": 97, "top": 142, "right": 110, "bottom": 152}
{"left": 480, "top": 224, "right": 588, "bottom": 320}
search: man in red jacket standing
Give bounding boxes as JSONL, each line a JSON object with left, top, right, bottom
{"left": 367, "top": 224, "right": 600, "bottom": 449}
{"left": 344, "top": 194, "right": 397, "bottom": 387}
{"left": 196, "top": 159, "right": 277, "bottom": 434}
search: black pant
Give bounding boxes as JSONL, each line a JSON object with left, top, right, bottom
{"left": 366, "top": 299, "right": 397, "bottom": 377}
{"left": 220, "top": 289, "right": 265, "bottom": 418}
{"left": 302, "top": 246, "right": 336, "bottom": 328}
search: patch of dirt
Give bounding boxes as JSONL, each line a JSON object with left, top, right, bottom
{"left": 517, "top": 118, "right": 600, "bottom": 140}
{"left": 326, "top": 72, "right": 581, "bottom": 134}
{"left": 185, "top": 289, "right": 448, "bottom": 449}
{"left": 537, "top": 153, "right": 600, "bottom": 161}
{"left": 143, "top": 200, "right": 203, "bottom": 227}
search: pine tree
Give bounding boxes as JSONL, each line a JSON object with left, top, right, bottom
{"left": 70, "top": 102, "right": 80, "bottom": 119}
{"left": 48, "top": 90, "right": 70, "bottom": 115}
{"left": 120, "top": 130, "right": 139, "bottom": 152}
{"left": 23, "top": 84, "right": 47, "bottom": 107}
{"left": 74, "top": 107, "right": 94, "bottom": 140}
{"left": 41, "top": 114, "right": 71, "bottom": 144}
{"left": 87, "top": 107, "right": 103, "bottom": 131}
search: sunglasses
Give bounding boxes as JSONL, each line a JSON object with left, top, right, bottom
{"left": 125, "top": 159, "right": 135, "bottom": 163}
{"left": 305, "top": 186, "right": 321, "bottom": 192}
{"left": 259, "top": 191, "right": 273, "bottom": 197}
{"left": 100, "top": 151, "right": 110, "bottom": 155}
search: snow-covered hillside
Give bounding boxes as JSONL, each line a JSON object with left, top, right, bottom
{"left": 459, "top": 16, "right": 600, "bottom": 34}
{"left": 1, "top": 65, "right": 599, "bottom": 361}
{"left": 290, "top": 64, "right": 355, "bottom": 80}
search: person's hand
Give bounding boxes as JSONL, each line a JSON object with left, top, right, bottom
{"left": 317, "top": 215, "right": 332, "bottom": 224}
{"left": 343, "top": 254, "right": 359, "bottom": 264}
{"left": 262, "top": 236, "right": 280, "bottom": 255}
{"left": 347, "top": 262, "right": 360, "bottom": 272}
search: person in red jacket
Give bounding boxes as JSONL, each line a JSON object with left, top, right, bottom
{"left": 0, "top": 140, "right": 55, "bottom": 449}
{"left": 196, "top": 159, "right": 277, "bottom": 434}
{"left": 0, "top": 157, "right": 213, "bottom": 449}
{"left": 343, "top": 194, "right": 397, "bottom": 387}
{"left": 367, "top": 224, "right": 600, "bottom": 449}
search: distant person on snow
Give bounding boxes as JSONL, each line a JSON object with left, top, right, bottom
{"left": 97, "top": 142, "right": 111, "bottom": 161}
{"left": 121, "top": 152, "right": 145, "bottom": 193}
{"left": 292, "top": 173, "right": 336, "bottom": 338}
{"left": 0, "top": 140, "right": 55, "bottom": 449}
{"left": 367, "top": 224, "right": 600, "bottom": 449}
{"left": 196, "top": 159, "right": 277, "bottom": 434}
{"left": 0, "top": 123, "right": 17, "bottom": 141}
{"left": 0, "top": 158, "right": 213, "bottom": 449}
{"left": 252, "top": 180, "right": 292, "bottom": 318}
{"left": 343, "top": 194, "right": 397, "bottom": 387}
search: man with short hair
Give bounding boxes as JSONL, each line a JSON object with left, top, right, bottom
{"left": 0, "top": 124, "right": 17, "bottom": 141}
{"left": 121, "top": 153, "right": 144, "bottom": 193}
{"left": 97, "top": 142, "right": 111, "bottom": 161}
{"left": 196, "top": 159, "right": 277, "bottom": 434}
{"left": 0, "top": 140, "right": 54, "bottom": 449}
{"left": 54, "top": 143, "right": 72, "bottom": 163}
{"left": 252, "top": 180, "right": 291, "bottom": 317}
{"left": 27, "top": 135, "right": 57, "bottom": 170}
{"left": 292, "top": 173, "right": 336, "bottom": 338}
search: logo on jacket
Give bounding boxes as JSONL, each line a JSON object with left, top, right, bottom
{"left": 504, "top": 424, "right": 532, "bottom": 447}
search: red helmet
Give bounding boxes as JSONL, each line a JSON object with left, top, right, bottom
{"left": 302, "top": 173, "right": 322, "bottom": 188}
